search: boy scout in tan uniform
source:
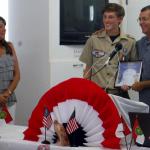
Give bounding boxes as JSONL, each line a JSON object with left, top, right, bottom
{"left": 79, "top": 3, "right": 137, "bottom": 97}
{"left": 80, "top": 29, "right": 136, "bottom": 93}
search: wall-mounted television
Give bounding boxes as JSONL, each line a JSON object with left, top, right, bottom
{"left": 60, "top": 0, "right": 108, "bottom": 45}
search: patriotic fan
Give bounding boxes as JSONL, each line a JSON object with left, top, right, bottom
{"left": 24, "top": 78, "right": 123, "bottom": 148}
{"left": 23, "top": 78, "right": 133, "bottom": 149}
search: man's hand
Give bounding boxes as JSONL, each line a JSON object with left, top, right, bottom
{"left": 132, "top": 81, "right": 144, "bottom": 91}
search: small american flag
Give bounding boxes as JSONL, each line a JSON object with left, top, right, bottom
{"left": 42, "top": 107, "right": 52, "bottom": 129}
{"left": 66, "top": 109, "right": 79, "bottom": 134}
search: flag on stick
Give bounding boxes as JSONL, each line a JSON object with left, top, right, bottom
{"left": 42, "top": 107, "right": 52, "bottom": 144}
{"left": 66, "top": 109, "right": 79, "bottom": 134}
{"left": 42, "top": 107, "right": 52, "bottom": 129}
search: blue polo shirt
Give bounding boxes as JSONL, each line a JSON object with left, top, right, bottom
{"left": 137, "top": 36, "right": 150, "bottom": 106}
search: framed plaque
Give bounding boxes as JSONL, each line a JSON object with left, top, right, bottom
{"left": 115, "top": 61, "right": 142, "bottom": 87}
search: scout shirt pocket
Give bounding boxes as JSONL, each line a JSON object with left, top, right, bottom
{"left": 91, "top": 49, "right": 118, "bottom": 88}
{"left": 91, "top": 49, "right": 109, "bottom": 68}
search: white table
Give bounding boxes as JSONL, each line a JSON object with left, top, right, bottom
{"left": 0, "top": 125, "right": 149, "bottom": 150}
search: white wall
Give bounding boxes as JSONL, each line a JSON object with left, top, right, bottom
{"left": 8, "top": 0, "right": 50, "bottom": 125}
{"left": 49, "top": 0, "right": 84, "bottom": 87}
{"left": 7, "top": 0, "right": 149, "bottom": 125}
{"left": 7, "top": 0, "right": 121, "bottom": 125}
{"left": 49, "top": 0, "right": 145, "bottom": 102}
{"left": 49, "top": 0, "right": 121, "bottom": 87}
{"left": 126, "top": 0, "right": 150, "bottom": 40}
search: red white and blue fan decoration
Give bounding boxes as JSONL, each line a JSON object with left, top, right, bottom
{"left": 23, "top": 78, "right": 149, "bottom": 149}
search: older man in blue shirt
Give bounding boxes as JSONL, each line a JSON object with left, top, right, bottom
{"left": 132, "top": 5, "right": 150, "bottom": 106}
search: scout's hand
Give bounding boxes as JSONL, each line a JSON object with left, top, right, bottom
{"left": 132, "top": 81, "right": 144, "bottom": 91}
{"left": 121, "top": 85, "right": 130, "bottom": 91}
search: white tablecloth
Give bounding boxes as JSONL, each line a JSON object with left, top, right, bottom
{"left": 0, "top": 125, "right": 149, "bottom": 150}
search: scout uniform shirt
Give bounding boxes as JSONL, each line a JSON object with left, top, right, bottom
{"left": 79, "top": 29, "right": 137, "bottom": 90}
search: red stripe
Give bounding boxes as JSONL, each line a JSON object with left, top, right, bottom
{"left": 46, "top": 115, "right": 52, "bottom": 128}
{"left": 42, "top": 115, "right": 52, "bottom": 129}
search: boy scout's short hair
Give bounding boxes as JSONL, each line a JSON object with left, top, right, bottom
{"left": 141, "top": 5, "right": 150, "bottom": 12}
{"left": 102, "top": 3, "right": 125, "bottom": 18}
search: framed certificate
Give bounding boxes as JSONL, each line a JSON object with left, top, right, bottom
{"left": 115, "top": 61, "right": 142, "bottom": 87}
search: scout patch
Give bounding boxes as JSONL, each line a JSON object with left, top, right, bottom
{"left": 92, "top": 49, "right": 105, "bottom": 58}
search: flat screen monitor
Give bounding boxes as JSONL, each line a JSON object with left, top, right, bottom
{"left": 60, "top": 0, "right": 108, "bottom": 45}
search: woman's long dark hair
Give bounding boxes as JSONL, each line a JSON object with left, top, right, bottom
{"left": 0, "top": 16, "right": 13, "bottom": 55}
